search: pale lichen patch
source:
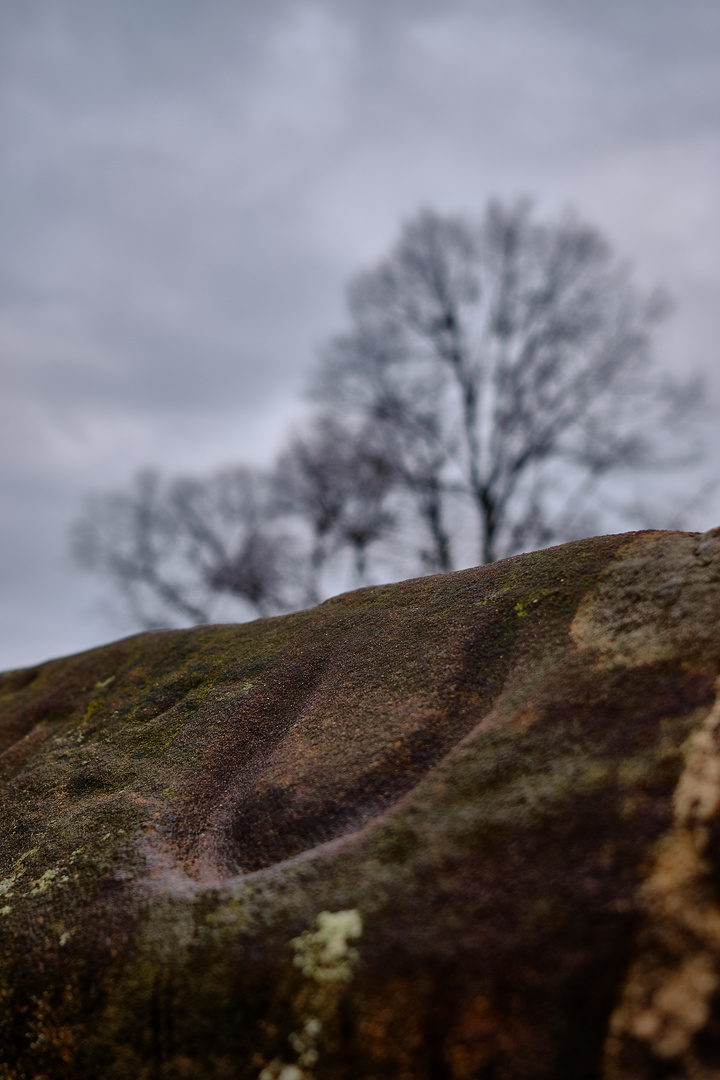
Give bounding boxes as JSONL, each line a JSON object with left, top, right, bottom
{"left": 0, "top": 850, "right": 35, "bottom": 899}
{"left": 258, "top": 914, "right": 363, "bottom": 1080}
{"left": 29, "top": 868, "right": 70, "bottom": 896}
{"left": 291, "top": 909, "right": 362, "bottom": 983}
{"left": 258, "top": 1018, "right": 322, "bottom": 1080}
{"left": 0, "top": 878, "right": 17, "bottom": 899}
{"left": 604, "top": 679, "right": 720, "bottom": 1077}
{"left": 259, "top": 1062, "right": 305, "bottom": 1080}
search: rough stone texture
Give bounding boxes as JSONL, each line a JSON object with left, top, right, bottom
{"left": 3, "top": 529, "right": 720, "bottom": 1078}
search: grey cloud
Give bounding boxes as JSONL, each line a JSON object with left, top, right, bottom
{"left": 0, "top": 0, "right": 718, "bottom": 668}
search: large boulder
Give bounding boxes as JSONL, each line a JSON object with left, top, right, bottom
{"left": 3, "top": 529, "right": 720, "bottom": 1079}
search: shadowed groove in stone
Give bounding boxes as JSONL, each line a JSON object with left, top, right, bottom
{"left": 171, "top": 595, "right": 527, "bottom": 874}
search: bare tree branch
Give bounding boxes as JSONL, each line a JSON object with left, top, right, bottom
{"left": 314, "top": 200, "right": 702, "bottom": 565}
{"left": 73, "top": 199, "right": 705, "bottom": 630}
{"left": 72, "top": 468, "right": 296, "bottom": 626}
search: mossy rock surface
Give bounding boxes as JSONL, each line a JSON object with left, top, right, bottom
{"left": 3, "top": 529, "right": 720, "bottom": 1078}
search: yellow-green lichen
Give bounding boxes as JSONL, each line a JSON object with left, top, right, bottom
{"left": 29, "top": 868, "right": 69, "bottom": 895}
{"left": 0, "top": 880, "right": 16, "bottom": 900}
{"left": 80, "top": 697, "right": 106, "bottom": 725}
{"left": 514, "top": 588, "right": 554, "bottom": 618}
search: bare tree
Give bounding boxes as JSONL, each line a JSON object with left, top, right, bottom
{"left": 272, "top": 417, "right": 396, "bottom": 604}
{"left": 72, "top": 429, "right": 397, "bottom": 626}
{"left": 314, "top": 201, "right": 700, "bottom": 567}
{"left": 73, "top": 199, "right": 703, "bottom": 630}
{"left": 72, "top": 467, "right": 296, "bottom": 628}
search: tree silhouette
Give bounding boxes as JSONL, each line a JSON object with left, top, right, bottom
{"left": 314, "top": 201, "right": 697, "bottom": 568}
{"left": 73, "top": 200, "right": 702, "bottom": 628}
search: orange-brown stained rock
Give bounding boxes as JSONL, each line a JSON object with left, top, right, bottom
{"left": 3, "top": 530, "right": 720, "bottom": 1078}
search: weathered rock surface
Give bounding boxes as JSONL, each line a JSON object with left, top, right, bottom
{"left": 3, "top": 530, "right": 720, "bottom": 1078}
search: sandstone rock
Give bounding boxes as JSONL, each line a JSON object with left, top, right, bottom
{"left": 3, "top": 529, "right": 720, "bottom": 1078}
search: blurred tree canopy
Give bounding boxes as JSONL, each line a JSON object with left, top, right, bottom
{"left": 73, "top": 200, "right": 702, "bottom": 629}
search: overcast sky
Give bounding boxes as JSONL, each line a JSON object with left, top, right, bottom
{"left": 1, "top": 0, "right": 719, "bottom": 670}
